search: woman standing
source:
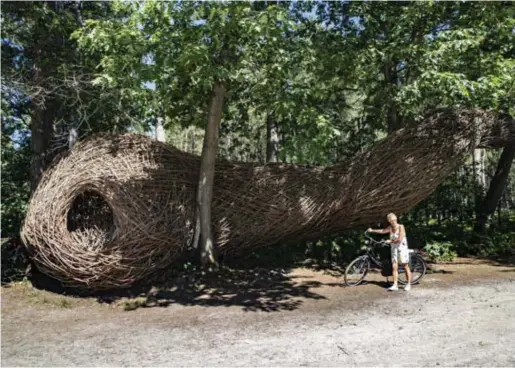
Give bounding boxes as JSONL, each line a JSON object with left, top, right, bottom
{"left": 368, "top": 213, "right": 412, "bottom": 291}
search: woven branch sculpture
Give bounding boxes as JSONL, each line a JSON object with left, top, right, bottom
{"left": 21, "top": 108, "right": 515, "bottom": 290}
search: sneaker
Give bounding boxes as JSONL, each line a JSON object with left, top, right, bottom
{"left": 404, "top": 284, "right": 411, "bottom": 291}
{"left": 388, "top": 285, "right": 398, "bottom": 291}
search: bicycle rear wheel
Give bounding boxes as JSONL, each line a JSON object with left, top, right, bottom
{"left": 344, "top": 256, "right": 369, "bottom": 286}
{"left": 398, "top": 253, "right": 427, "bottom": 285}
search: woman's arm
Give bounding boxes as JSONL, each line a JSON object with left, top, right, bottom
{"left": 367, "top": 226, "right": 391, "bottom": 234}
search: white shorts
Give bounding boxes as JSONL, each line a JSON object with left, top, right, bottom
{"left": 391, "top": 244, "right": 409, "bottom": 264}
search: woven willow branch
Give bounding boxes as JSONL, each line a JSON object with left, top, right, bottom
{"left": 21, "top": 108, "right": 515, "bottom": 290}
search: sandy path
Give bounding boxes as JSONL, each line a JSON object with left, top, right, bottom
{"left": 2, "top": 260, "right": 515, "bottom": 367}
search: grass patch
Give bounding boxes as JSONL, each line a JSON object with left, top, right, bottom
{"left": 5, "top": 280, "right": 78, "bottom": 309}
{"left": 122, "top": 297, "right": 147, "bottom": 311}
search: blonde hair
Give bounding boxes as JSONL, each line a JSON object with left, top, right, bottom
{"left": 387, "top": 213, "right": 397, "bottom": 221}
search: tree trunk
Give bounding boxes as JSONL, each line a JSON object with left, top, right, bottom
{"left": 30, "top": 65, "right": 55, "bottom": 193}
{"left": 30, "top": 109, "right": 54, "bottom": 193}
{"left": 472, "top": 149, "right": 483, "bottom": 213}
{"left": 473, "top": 148, "right": 486, "bottom": 189}
{"left": 155, "top": 117, "right": 166, "bottom": 142}
{"left": 384, "top": 60, "right": 402, "bottom": 133}
{"left": 194, "top": 81, "right": 226, "bottom": 267}
{"left": 29, "top": 1, "right": 65, "bottom": 193}
{"left": 266, "top": 113, "right": 279, "bottom": 163}
{"left": 474, "top": 145, "right": 515, "bottom": 232}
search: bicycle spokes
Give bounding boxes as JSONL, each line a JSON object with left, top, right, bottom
{"left": 345, "top": 257, "right": 369, "bottom": 286}
{"left": 398, "top": 255, "right": 426, "bottom": 284}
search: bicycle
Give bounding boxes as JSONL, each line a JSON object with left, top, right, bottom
{"left": 344, "top": 231, "right": 427, "bottom": 287}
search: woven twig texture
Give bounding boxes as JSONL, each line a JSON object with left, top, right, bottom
{"left": 21, "top": 108, "right": 515, "bottom": 290}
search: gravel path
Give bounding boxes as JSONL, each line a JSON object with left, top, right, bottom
{"left": 2, "top": 262, "right": 515, "bottom": 367}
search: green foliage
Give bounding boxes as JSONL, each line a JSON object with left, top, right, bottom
{"left": 1, "top": 95, "right": 30, "bottom": 237}
{"left": 457, "top": 231, "right": 515, "bottom": 258}
{"left": 404, "top": 147, "right": 515, "bottom": 259}
{"left": 424, "top": 241, "right": 457, "bottom": 263}
{"left": 0, "top": 134, "right": 30, "bottom": 236}
{"left": 490, "top": 232, "right": 515, "bottom": 258}
{"left": 299, "top": 230, "right": 370, "bottom": 266}
{"left": 242, "top": 243, "right": 307, "bottom": 269}
{"left": 1, "top": 239, "right": 29, "bottom": 284}
{"left": 238, "top": 230, "right": 368, "bottom": 269}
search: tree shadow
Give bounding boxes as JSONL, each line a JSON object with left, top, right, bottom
{"left": 95, "top": 266, "right": 327, "bottom": 312}
{"left": 427, "top": 268, "right": 455, "bottom": 274}
{"left": 359, "top": 280, "right": 391, "bottom": 288}
{"left": 483, "top": 257, "right": 515, "bottom": 267}
{"left": 428, "top": 257, "right": 515, "bottom": 268}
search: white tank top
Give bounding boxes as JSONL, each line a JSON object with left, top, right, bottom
{"left": 390, "top": 225, "right": 408, "bottom": 247}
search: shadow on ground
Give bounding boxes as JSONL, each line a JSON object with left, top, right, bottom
{"left": 6, "top": 242, "right": 511, "bottom": 313}
{"left": 96, "top": 267, "right": 328, "bottom": 312}
{"left": 438, "top": 256, "right": 515, "bottom": 267}
{"left": 427, "top": 268, "right": 455, "bottom": 274}
{"left": 1, "top": 249, "right": 343, "bottom": 313}
{"left": 22, "top": 259, "right": 460, "bottom": 312}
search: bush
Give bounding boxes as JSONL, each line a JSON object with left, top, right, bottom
{"left": 1, "top": 133, "right": 31, "bottom": 238}
{"left": 457, "top": 233, "right": 493, "bottom": 257}
{"left": 1, "top": 238, "right": 30, "bottom": 284}
{"left": 490, "top": 232, "right": 515, "bottom": 258}
{"left": 457, "top": 232, "right": 515, "bottom": 258}
{"left": 424, "top": 241, "right": 457, "bottom": 263}
{"left": 238, "top": 229, "right": 367, "bottom": 270}
{"left": 304, "top": 230, "right": 366, "bottom": 265}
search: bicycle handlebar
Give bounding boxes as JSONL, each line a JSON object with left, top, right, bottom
{"left": 364, "top": 230, "right": 390, "bottom": 247}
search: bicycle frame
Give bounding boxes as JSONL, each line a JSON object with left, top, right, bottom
{"left": 344, "top": 231, "right": 427, "bottom": 286}
{"left": 363, "top": 246, "right": 385, "bottom": 270}
{"left": 362, "top": 233, "right": 389, "bottom": 270}
{"left": 362, "top": 231, "right": 416, "bottom": 276}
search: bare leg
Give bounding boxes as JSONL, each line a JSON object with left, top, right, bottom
{"left": 404, "top": 263, "right": 412, "bottom": 284}
{"left": 392, "top": 262, "right": 398, "bottom": 286}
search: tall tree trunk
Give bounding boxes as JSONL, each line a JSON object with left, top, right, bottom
{"left": 384, "top": 60, "right": 402, "bottom": 133}
{"left": 194, "top": 81, "right": 226, "bottom": 267}
{"left": 473, "top": 148, "right": 486, "bottom": 189}
{"left": 472, "top": 148, "right": 487, "bottom": 214}
{"left": 30, "top": 66, "right": 55, "bottom": 193}
{"left": 266, "top": 113, "right": 279, "bottom": 163}
{"left": 155, "top": 117, "right": 166, "bottom": 142}
{"left": 190, "top": 130, "right": 196, "bottom": 154}
{"left": 474, "top": 145, "right": 515, "bottom": 232}
{"left": 29, "top": 1, "right": 63, "bottom": 193}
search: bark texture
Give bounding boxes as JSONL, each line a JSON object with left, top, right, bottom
{"left": 266, "top": 113, "right": 279, "bottom": 163}
{"left": 195, "top": 81, "right": 226, "bottom": 266}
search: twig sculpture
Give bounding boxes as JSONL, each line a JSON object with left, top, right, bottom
{"left": 21, "top": 108, "right": 515, "bottom": 289}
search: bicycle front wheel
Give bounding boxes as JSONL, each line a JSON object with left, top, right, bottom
{"left": 344, "top": 256, "right": 369, "bottom": 286}
{"left": 398, "top": 253, "right": 427, "bottom": 285}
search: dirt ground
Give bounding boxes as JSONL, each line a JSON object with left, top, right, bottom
{"left": 2, "top": 258, "right": 515, "bottom": 367}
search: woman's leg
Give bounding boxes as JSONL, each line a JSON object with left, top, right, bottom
{"left": 399, "top": 247, "right": 412, "bottom": 288}
{"left": 404, "top": 263, "right": 412, "bottom": 284}
{"left": 391, "top": 245, "right": 399, "bottom": 286}
{"left": 392, "top": 262, "right": 398, "bottom": 286}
